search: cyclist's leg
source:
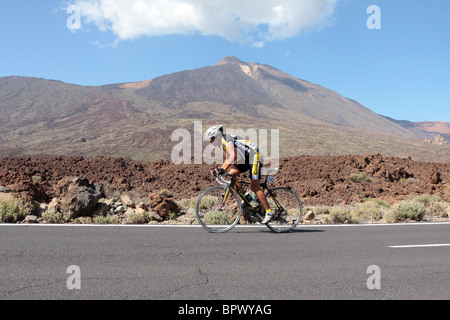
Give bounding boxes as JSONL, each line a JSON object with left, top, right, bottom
{"left": 250, "top": 180, "right": 270, "bottom": 211}
{"left": 250, "top": 152, "right": 267, "bottom": 206}
{"left": 249, "top": 153, "right": 273, "bottom": 223}
{"left": 228, "top": 165, "right": 245, "bottom": 194}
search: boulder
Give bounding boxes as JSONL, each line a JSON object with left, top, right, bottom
{"left": 104, "top": 198, "right": 117, "bottom": 207}
{"left": 53, "top": 177, "right": 103, "bottom": 221}
{"left": 136, "top": 202, "right": 148, "bottom": 211}
{"left": 429, "top": 171, "right": 442, "bottom": 184}
{"left": 148, "top": 211, "right": 163, "bottom": 222}
{"left": 304, "top": 210, "right": 315, "bottom": 221}
{"left": 135, "top": 207, "right": 147, "bottom": 215}
{"left": 120, "top": 194, "right": 135, "bottom": 208}
{"left": 23, "top": 215, "right": 39, "bottom": 224}
{"left": 92, "top": 202, "right": 111, "bottom": 217}
{"left": 115, "top": 205, "right": 126, "bottom": 214}
{"left": 147, "top": 193, "right": 180, "bottom": 219}
{"left": 0, "top": 186, "right": 12, "bottom": 193}
{"left": 33, "top": 202, "right": 48, "bottom": 217}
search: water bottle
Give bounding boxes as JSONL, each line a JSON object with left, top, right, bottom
{"left": 252, "top": 195, "right": 262, "bottom": 211}
{"left": 244, "top": 192, "right": 253, "bottom": 203}
{"left": 252, "top": 195, "right": 261, "bottom": 204}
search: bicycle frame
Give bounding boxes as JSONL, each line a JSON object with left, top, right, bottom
{"left": 214, "top": 172, "right": 276, "bottom": 211}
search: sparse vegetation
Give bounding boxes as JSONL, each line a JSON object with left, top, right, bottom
{"left": 399, "top": 177, "right": 419, "bottom": 184}
{"left": 425, "top": 202, "right": 448, "bottom": 219}
{"left": 31, "top": 175, "right": 42, "bottom": 182}
{"left": 352, "top": 199, "right": 389, "bottom": 222}
{"left": 363, "top": 198, "right": 390, "bottom": 208}
{"left": 386, "top": 201, "right": 426, "bottom": 222}
{"left": 345, "top": 172, "right": 373, "bottom": 183}
{"left": 407, "top": 194, "right": 441, "bottom": 204}
{"left": 167, "top": 211, "right": 180, "bottom": 221}
{"left": 176, "top": 197, "right": 196, "bottom": 209}
{"left": 307, "top": 206, "right": 331, "bottom": 215}
{"left": 324, "top": 207, "right": 359, "bottom": 224}
{"left": 41, "top": 210, "right": 64, "bottom": 224}
{"left": 202, "top": 211, "right": 234, "bottom": 225}
{"left": 93, "top": 215, "right": 121, "bottom": 224}
{"left": 126, "top": 211, "right": 151, "bottom": 224}
{"left": 158, "top": 189, "right": 173, "bottom": 198}
{"left": 196, "top": 195, "right": 218, "bottom": 210}
{"left": 383, "top": 194, "right": 448, "bottom": 223}
{"left": 305, "top": 195, "right": 449, "bottom": 225}
{"left": 0, "top": 197, "right": 35, "bottom": 223}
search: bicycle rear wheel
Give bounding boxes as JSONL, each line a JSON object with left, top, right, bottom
{"left": 265, "top": 187, "right": 303, "bottom": 233}
{"left": 195, "top": 186, "right": 242, "bottom": 233}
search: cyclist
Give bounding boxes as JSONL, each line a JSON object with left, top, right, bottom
{"left": 205, "top": 125, "right": 274, "bottom": 224}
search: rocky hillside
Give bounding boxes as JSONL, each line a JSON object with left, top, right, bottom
{"left": 1, "top": 154, "right": 449, "bottom": 225}
{"left": 1, "top": 154, "right": 449, "bottom": 206}
{"left": 1, "top": 57, "right": 449, "bottom": 162}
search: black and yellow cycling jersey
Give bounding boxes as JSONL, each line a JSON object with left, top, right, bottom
{"left": 221, "top": 134, "right": 262, "bottom": 180}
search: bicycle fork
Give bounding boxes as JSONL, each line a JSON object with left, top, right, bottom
{"left": 217, "top": 187, "right": 233, "bottom": 211}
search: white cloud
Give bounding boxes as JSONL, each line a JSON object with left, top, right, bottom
{"left": 73, "top": 0, "right": 339, "bottom": 44}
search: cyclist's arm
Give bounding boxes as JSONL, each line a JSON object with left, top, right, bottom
{"left": 221, "top": 143, "right": 237, "bottom": 172}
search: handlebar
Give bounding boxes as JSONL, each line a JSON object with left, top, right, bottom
{"left": 212, "top": 171, "right": 233, "bottom": 185}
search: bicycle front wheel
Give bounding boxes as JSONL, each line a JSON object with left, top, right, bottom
{"left": 195, "top": 186, "right": 242, "bottom": 233}
{"left": 265, "top": 188, "right": 303, "bottom": 233}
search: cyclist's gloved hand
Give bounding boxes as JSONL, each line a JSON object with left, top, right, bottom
{"left": 210, "top": 167, "right": 225, "bottom": 178}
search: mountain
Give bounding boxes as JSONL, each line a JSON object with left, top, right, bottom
{"left": 0, "top": 57, "right": 449, "bottom": 162}
{"left": 382, "top": 116, "right": 450, "bottom": 140}
{"left": 132, "top": 56, "right": 421, "bottom": 137}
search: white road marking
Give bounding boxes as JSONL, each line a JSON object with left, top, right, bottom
{"left": 389, "top": 244, "right": 450, "bottom": 248}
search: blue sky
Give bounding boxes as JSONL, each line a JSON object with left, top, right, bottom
{"left": 0, "top": 0, "right": 449, "bottom": 122}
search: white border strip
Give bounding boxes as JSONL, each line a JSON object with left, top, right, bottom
{"left": 389, "top": 244, "right": 450, "bottom": 248}
{"left": 298, "top": 222, "right": 450, "bottom": 228}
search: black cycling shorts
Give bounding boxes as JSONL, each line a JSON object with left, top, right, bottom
{"left": 234, "top": 152, "right": 262, "bottom": 180}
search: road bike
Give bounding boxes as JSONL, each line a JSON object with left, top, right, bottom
{"left": 195, "top": 168, "right": 303, "bottom": 233}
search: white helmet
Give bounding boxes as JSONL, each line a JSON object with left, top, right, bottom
{"left": 205, "top": 125, "right": 223, "bottom": 140}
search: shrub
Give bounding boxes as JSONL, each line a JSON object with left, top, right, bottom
{"left": 203, "top": 211, "right": 234, "bottom": 225}
{"left": 312, "top": 206, "right": 332, "bottom": 215}
{"left": 93, "top": 216, "right": 110, "bottom": 224}
{"left": 197, "top": 196, "right": 218, "bottom": 210}
{"left": 167, "top": 211, "right": 179, "bottom": 221}
{"left": 0, "top": 197, "right": 35, "bottom": 223}
{"left": 325, "top": 207, "right": 359, "bottom": 224}
{"left": 399, "top": 177, "right": 419, "bottom": 184}
{"left": 408, "top": 194, "right": 441, "bottom": 204}
{"left": 126, "top": 211, "right": 150, "bottom": 224}
{"left": 41, "top": 210, "right": 64, "bottom": 224}
{"left": 346, "top": 172, "right": 373, "bottom": 183}
{"left": 363, "top": 198, "right": 390, "bottom": 208}
{"left": 93, "top": 214, "right": 121, "bottom": 224}
{"left": 31, "top": 175, "right": 42, "bottom": 182}
{"left": 425, "top": 202, "right": 448, "bottom": 218}
{"left": 353, "top": 200, "right": 388, "bottom": 222}
{"left": 177, "top": 197, "right": 196, "bottom": 210}
{"left": 158, "top": 189, "right": 173, "bottom": 198}
{"left": 387, "top": 201, "right": 425, "bottom": 222}
{"left": 71, "top": 217, "right": 93, "bottom": 224}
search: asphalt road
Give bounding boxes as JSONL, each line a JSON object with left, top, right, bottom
{"left": 0, "top": 223, "right": 449, "bottom": 300}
